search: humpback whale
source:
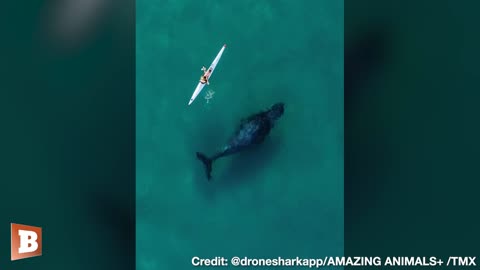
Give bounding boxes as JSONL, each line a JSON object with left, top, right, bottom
{"left": 196, "top": 102, "right": 284, "bottom": 180}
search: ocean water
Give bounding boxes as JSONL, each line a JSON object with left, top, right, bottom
{"left": 136, "top": 0, "right": 344, "bottom": 269}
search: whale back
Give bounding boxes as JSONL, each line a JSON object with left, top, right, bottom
{"left": 223, "top": 103, "right": 284, "bottom": 154}
{"left": 225, "top": 113, "right": 271, "bottom": 150}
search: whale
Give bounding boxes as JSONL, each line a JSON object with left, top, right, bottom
{"left": 196, "top": 102, "right": 285, "bottom": 180}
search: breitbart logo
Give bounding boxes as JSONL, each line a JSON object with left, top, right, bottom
{"left": 11, "top": 223, "right": 42, "bottom": 261}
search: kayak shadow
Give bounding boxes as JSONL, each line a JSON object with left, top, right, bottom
{"left": 192, "top": 135, "right": 282, "bottom": 199}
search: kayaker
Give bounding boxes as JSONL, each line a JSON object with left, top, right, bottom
{"left": 200, "top": 66, "right": 211, "bottom": 85}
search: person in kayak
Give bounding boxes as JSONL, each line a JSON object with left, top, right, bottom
{"left": 200, "top": 66, "right": 212, "bottom": 85}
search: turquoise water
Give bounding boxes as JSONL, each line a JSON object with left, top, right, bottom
{"left": 137, "top": 0, "right": 343, "bottom": 269}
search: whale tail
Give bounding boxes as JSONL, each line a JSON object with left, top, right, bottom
{"left": 196, "top": 152, "right": 213, "bottom": 180}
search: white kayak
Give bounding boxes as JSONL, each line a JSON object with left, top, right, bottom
{"left": 188, "top": 44, "right": 226, "bottom": 105}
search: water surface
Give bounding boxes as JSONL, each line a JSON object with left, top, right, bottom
{"left": 137, "top": 1, "right": 344, "bottom": 269}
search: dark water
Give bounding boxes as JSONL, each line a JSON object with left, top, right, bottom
{"left": 137, "top": 0, "right": 343, "bottom": 269}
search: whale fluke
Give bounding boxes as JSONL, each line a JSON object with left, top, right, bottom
{"left": 196, "top": 152, "right": 213, "bottom": 180}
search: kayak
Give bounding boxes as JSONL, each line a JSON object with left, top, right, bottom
{"left": 188, "top": 44, "right": 226, "bottom": 105}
